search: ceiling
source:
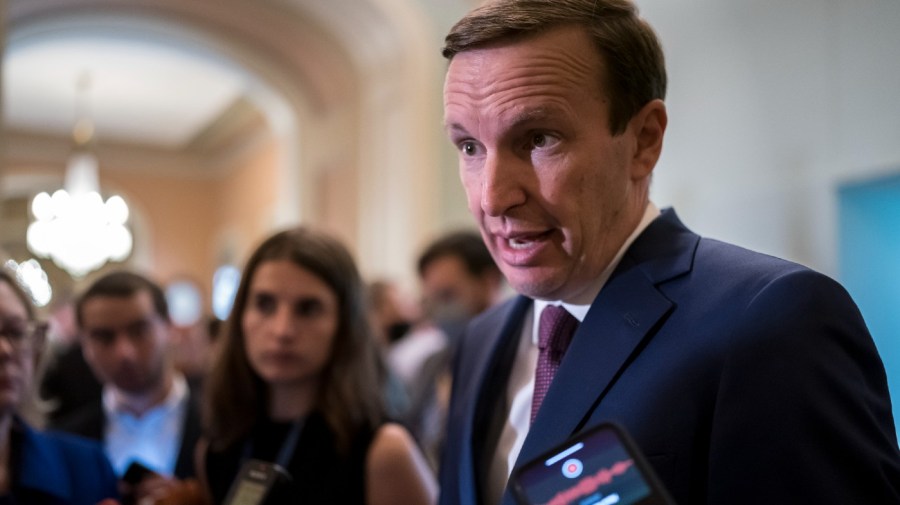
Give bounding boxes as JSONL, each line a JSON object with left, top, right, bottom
{"left": 3, "top": 32, "right": 248, "bottom": 150}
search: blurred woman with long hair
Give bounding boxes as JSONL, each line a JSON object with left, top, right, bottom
{"left": 199, "top": 227, "right": 436, "bottom": 504}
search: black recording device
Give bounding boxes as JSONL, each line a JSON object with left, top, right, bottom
{"left": 222, "top": 459, "right": 292, "bottom": 505}
{"left": 222, "top": 419, "right": 304, "bottom": 505}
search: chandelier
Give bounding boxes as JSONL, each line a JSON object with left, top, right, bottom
{"left": 26, "top": 74, "right": 133, "bottom": 278}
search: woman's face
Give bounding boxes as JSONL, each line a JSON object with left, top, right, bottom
{"left": 0, "top": 280, "right": 33, "bottom": 415}
{"left": 242, "top": 260, "right": 339, "bottom": 391}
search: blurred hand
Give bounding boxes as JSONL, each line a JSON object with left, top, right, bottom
{"left": 134, "top": 476, "right": 206, "bottom": 505}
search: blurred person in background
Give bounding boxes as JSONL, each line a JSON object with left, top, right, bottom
{"left": 368, "top": 279, "right": 417, "bottom": 348}
{"left": 417, "top": 230, "right": 505, "bottom": 343}
{"left": 389, "top": 231, "right": 504, "bottom": 387}
{"left": 168, "top": 315, "right": 217, "bottom": 391}
{"left": 394, "top": 230, "right": 506, "bottom": 470}
{"left": 366, "top": 279, "right": 415, "bottom": 417}
{"left": 199, "top": 227, "right": 437, "bottom": 505}
{"left": 1, "top": 269, "right": 119, "bottom": 504}
{"left": 50, "top": 271, "right": 202, "bottom": 504}
{"left": 39, "top": 294, "right": 103, "bottom": 427}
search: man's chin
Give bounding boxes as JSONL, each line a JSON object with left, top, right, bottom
{"left": 504, "top": 269, "right": 564, "bottom": 301}
{"left": 114, "top": 379, "right": 153, "bottom": 397}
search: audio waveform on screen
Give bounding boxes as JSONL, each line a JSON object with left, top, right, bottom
{"left": 543, "top": 459, "right": 635, "bottom": 505}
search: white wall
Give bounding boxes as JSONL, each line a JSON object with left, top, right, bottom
{"left": 640, "top": 0, "right": 900, "bottom": 277}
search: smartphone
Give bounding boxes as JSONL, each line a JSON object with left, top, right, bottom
{"left": 122, "top": 461, "right": 158, "bottom": 485}
{"left": 510, "top": 422, "right": 675, "bottom": 505}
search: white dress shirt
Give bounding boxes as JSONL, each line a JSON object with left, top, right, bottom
{"left": 102, "top": 373, "right": 189, "bottom": 477}
{"left": 485, "top": 202, "right": 661, "bottom": 505}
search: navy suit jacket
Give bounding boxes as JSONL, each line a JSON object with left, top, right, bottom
{"left": 439, "top": 209, "right": 900, "bottom": 505}
{"left": 11, "top": 418, "right": 119, "bottom": 504}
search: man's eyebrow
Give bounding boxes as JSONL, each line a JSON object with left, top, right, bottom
{"left": 87, "top": 316, "right": 148, "bottom": 332}
{"left": 444, "top": 122, "right": 469, "bottom": 136}
{"left": 509, "top": 107, "right": 559, "bottom": 127}
{"left": 445, "top": 107, "right": 560, "bottom": 132}
{"left": 86, "top": 327, "right": 114, "bottom": 338}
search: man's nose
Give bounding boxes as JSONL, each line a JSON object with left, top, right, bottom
{"left": 111, "top": 334, "right": 139, "bottom": 361}
{"left": 480, "top": 150, "right": 527, "bottom": 216}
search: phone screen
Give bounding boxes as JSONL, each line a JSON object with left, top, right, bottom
{"left": 510, "top": 423, "right": 674, "bottom": 505}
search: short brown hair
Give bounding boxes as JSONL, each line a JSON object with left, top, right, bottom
{"left": 442, "top": 0, "right": 666, "bottom": 135}
{"left": 75, "top": 270, "right": 169, "bottom": 328}
{"left": 417, "top": 230, "right": 498, "bottom": 279}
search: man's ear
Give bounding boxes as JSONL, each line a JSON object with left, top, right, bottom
{"left": 629, "top": 99, "right": 667, "bottom": 180}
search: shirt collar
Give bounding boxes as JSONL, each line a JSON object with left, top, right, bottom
{"left": 102, "top": 372, "right": 188, "bottom": 420}
{"left": 533, "top": 201, "right": 660, "bottom": 342}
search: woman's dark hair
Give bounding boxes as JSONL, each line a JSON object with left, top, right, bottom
{"left": 204, "top": 227, "right": 385, "bottom": 453}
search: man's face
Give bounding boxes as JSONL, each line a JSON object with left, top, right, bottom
{"left": 443, "top": 26, "right": 658, "bottom": 303}
{"left": 80, "top": 291, "right": 170, "bottom": 396}
{"left": 421, "top": 255, "right": 494, "bottom": 321}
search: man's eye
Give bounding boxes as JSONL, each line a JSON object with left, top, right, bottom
{"left": 531, "top": 133, "right": 557, "bottom": 149}
{"left": 89, "top": 330, "right": 116, "bottom": 345}
{"left": 127, "top": 320, "right": 155, "bottom": 340}
{"left": 460, "top": 141, "right": 478, "bottom": 156}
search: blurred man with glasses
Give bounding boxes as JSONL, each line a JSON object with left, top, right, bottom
{"left": 1, "top": 269, "right": 119, "bottom": 504}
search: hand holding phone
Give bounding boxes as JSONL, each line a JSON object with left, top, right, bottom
{"left": 510, "top": 422, "right": 675, "bottom": 505}
{"left": 123, "top": 461, "right": 158, "bottom": 485}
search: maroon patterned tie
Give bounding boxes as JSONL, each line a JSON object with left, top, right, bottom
{"left": 530, "top": 305, "right": 579, "bottom": 424}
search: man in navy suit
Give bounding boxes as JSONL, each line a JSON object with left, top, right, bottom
{"left": 439, "top": 1, "right": 900, "bottom": 504}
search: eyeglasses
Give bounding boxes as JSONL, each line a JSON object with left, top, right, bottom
{"left": 0, "top": 319, "right": 46, "bottom": 352}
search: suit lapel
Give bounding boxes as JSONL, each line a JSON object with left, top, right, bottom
{"left": 452, "top": 296, "right": 531, "bottom": 504}
{"left": 511, "top": 209, "right": 699, "bottom": 474}
{"left": 517, "top": 257, "right": 674, "bottom": 464}
{"left": 174, "top": 386, "right": 202, "bottom": 478}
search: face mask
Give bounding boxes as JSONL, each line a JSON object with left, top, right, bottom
{"left": 386, "top": 321, "right": 412, "bottom": 344}
{"left": 428, "top": 301, "right": 472, "bottom": 344}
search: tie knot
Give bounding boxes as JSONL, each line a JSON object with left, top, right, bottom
{"left": 538, "top": 305, "right": 579, "bottom": 359}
